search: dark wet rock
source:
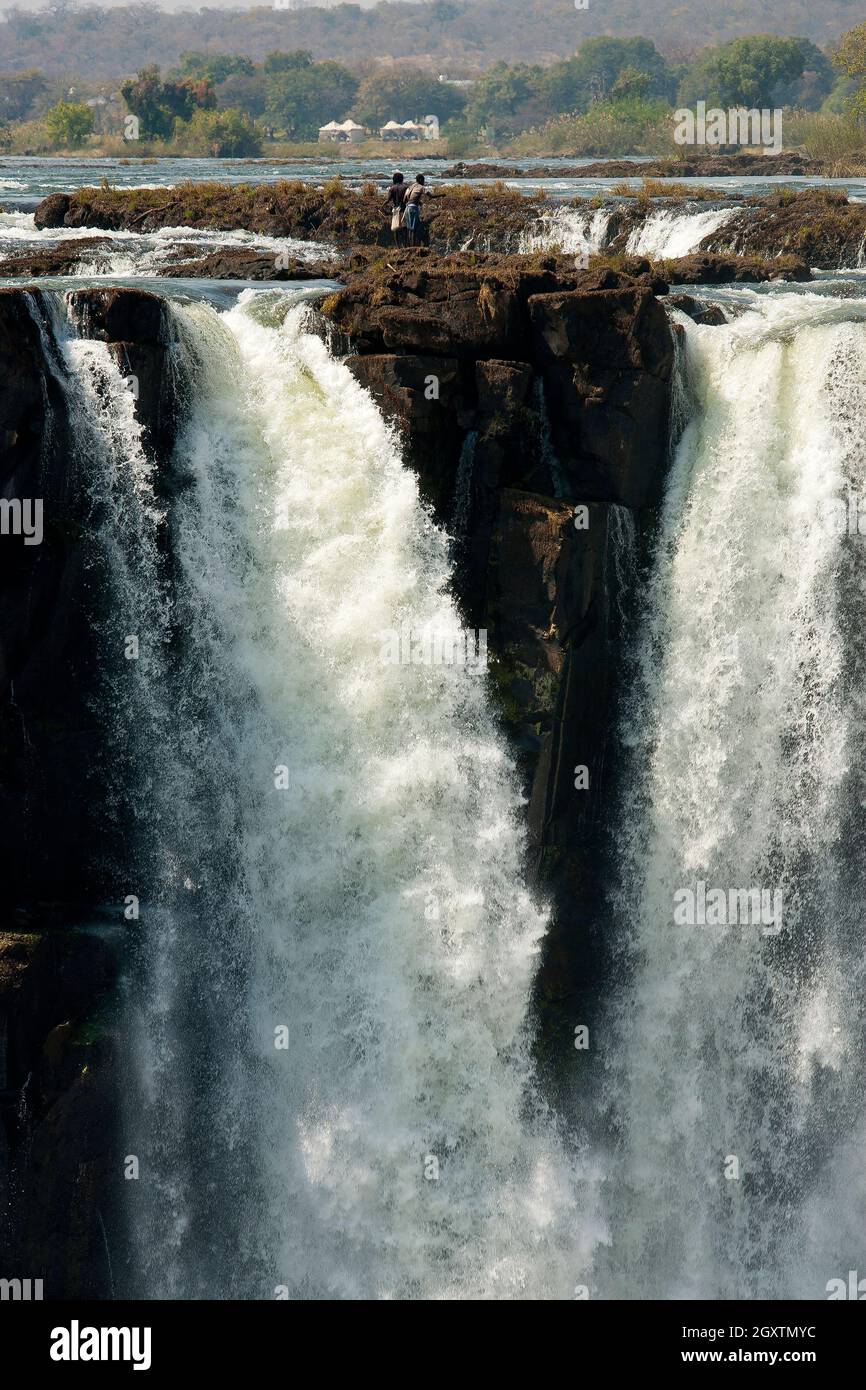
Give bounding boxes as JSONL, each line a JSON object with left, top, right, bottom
{"left": 0, "top": 237, "right": 114, "bottom": 278}
{"left": 67, "top": 286, "right": 165, "bottom": 344}
{"left": 33, "top": 180, "right": 547, "bottom": 253}
{"left": 321, "top": 247, "right": 667, "bottom": 360}
{"left": 663, "top": 251, "right": 812, "bottom": 284}
{"left": 475, "top": 358, "right": 534, "bottom": 425}
{"left": 159, "top": 247, "right": 337, "bottom": 281}
{"left": 326, "top": 251, "right": 674, "bottom": 508}
{"left": 0, "top": 285, "right": 189, "bottom": 1297}
{"left": 484, "top": 491, "right": 613, "bottom": 850}
{"left": 484, "top": 493, "right": 621, "bottom": 1035}
{"left": 443, "top": 161, "right": 528, "bottom": 178}
{"left": 0, "top": 929, "right": 119, "bottom": 1298}
{"left": 346, "top": 353, "right": 467, "bottom": 512}
{"left": 0, "top": 286, "right": 186, "bottom": 915}
{"left": 446, "top": 153, "right": 838, "bottom": 179}
{"left": 33, "top": 192, "right": 70, "bottom": 229}
{"left": 14, "top": 1037, "right": 120, "bottom": 1297}
{"left": 667, "top": 294, "right": 727, "bottom": 326}
{"left": 529, "top": 285, "right": 674, "bottom": 507}
{"left": 701, "top": 189, "right": 866, "bottom": 269}
{"left": 0, "top": 289, "right": 101, "bottom": 917}
{"left": 0, "top": 289, "right": 46, "bottom": 480}
{"left": 510, "top": 152, "right": 832, "bottom": 179}
{"left": 0, "top": 930, "right": 114, "bottom": 1102}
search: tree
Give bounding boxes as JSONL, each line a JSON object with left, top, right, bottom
{"left": 540, "top": 38, "right": 675, "bottom": 115}
{"left": 772, "top": 39, "right": 834, "bottom": 109}
{"left": 464, "top": 62, "right": 546, "bottom": 138}
{"left": 834, "top": 23, "right": 866, "bottom": 120}
{"left": 174, "top": 107, "right": 262, "bottom": 157}
{"left": 0, "top": 69, "right": 49, "bottom": 122}
{"left": 214, "top": 72, "right": 269, "bottom": 121}
{"left": 121, "top": 65, "right": 215, "bottom": 142}
{"left": 609, "top": 66, "right": 653, "bottom": 103}
{"left": 45, "top": 99, "right": 93, "bottom": 147}
{"left": 833, "top": 23, "right": 866, "bottom": 79}
{"left": 678, "top": 36, "right": 827, "bottom": 111}
{"left": 177, "top": 52, "right": 255, "bottom": 86}
{"left": 263, "top": 51, "right": 314, "bottom": 75}
{"left": 264, "top": 58, "right": 357, "bottom": 140}
{"left": 353, "top": 67, "right": 467, "bottom": 131}
{"left": 3, "top": 7, "right": 44, "bottom": 40}
{"left": 354, "top": 66, "right": 467, "bottom": 130}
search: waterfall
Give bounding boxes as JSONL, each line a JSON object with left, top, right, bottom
{"left": 532, "top": 377, "right": 566, "bottom": 498}
{"left": 625, "top": 206, "right": 735, "bottom": 260}
{"left": 606, "top": 504, "right": 638, "bottom": 636}
{"left": 596, "top": 291, "right": 866, "bottom": 1299}
{"left": 519, "top": 205, "right": 612, "bottom": 257}
{"left": 33, "top": 266, "right": 866, "bottom": 1303}
{"left": 451, "top": 429, "right": 478, "bottom": 536}
{"left": 52, "top": 287, "right": 600, "bottom": 1299}
{"left": 520, "top": 204, "right": 734, "bottom": 261}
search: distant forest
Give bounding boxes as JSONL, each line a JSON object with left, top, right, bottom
{"left": 0, "top": 0, "right": 862, "bottom": 80}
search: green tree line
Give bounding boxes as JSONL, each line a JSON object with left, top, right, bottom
{"left": 6, "top": 29, "right": 866, "bottom": 154}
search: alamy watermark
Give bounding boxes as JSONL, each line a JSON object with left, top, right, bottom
{"left": 827, "top": 1271, "right": 866, "bottom": 1299}
{"left": 1, "top": 1277, "right": 43, "bottom": 1300}
{"left": 50, "top": 1321, "right": 152, "bottom": 1371}
{"left": 673, "top": 881, "right": 783, "bottom": 936}
{"left": 0, "top": 497, "right": 43, "bottom": 545}
{"left": 674, "top": 102, "right": 782, "bottom": 156}
{"left": 379, "top": 624, "right": 487, "bottom": 673}
{"left": 814, "top": 492, "right": 866, "bottom": 536}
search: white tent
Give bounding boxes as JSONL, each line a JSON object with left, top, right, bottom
{"left": 338, "top": 120, "right": 366, "bottom": 143}
{"left": 319, "top": 119, "right": 367, "bottom": 143}
{"left": 381, "top": 120, "right": 425, "bottom": 141}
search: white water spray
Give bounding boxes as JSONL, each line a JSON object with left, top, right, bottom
{"left": 597, "top": 292, "right": 866, "bottom": 1299}
{"left": 45, "top": 269, "right": 866, "bottom": 1303}
{"left": 519, "top": 205, "right": 612, "bottom": 257}
{"left": 56, "top": 288, "right": 601, "bottom": 1298}
{"left": 625, "top": 206, "right": 735, "bottom": 259}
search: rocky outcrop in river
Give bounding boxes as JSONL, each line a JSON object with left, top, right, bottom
{"left": 30, "top": 181, "right": 866, "bottom": 270}
{"left": 701, "top": 188, "right": 866, "bottom": 267}
{"left": 33, "top": 180, "right": 546, "bottom": 253}
{"left": 321, "top": 249, "right": 676, "bottom": 1037}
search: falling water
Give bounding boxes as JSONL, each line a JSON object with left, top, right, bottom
{"left": 519, "top": 205, "right": 612, "bottom": 256}
{"left": 521, "top": 203, "right": 735, "bottom": 261}
{"left": 51, "top": 288, "right": 603, "bottom": 1299}
{"left": 596, "top": 292, "right": 866, "bottom": 1299}
{"left": 39, "top": 270, "right": 866, "bottom": 1302}
{"left": 625, "top": 206, "right": 735, "bottom": 259}
{"left": 451, "top": 429, "right": 478, "bottom": 536}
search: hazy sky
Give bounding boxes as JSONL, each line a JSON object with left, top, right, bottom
{"left": 1, "top": 0, "right": 390, "bottom": 9}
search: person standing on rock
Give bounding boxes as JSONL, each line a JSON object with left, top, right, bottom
{"left": 383, "top": 171, "right": 406, "bottom": 247}
{"left": 401, "top": 174, "right": 433, "bottom": 248}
